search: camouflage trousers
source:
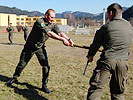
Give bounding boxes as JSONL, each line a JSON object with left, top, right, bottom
{"left": 87, "top": 59, "right": 128, "bottom": 100}
{"left": 24, "top": 32, "right": 29, "bottom": 41}
{"left": 8, "top": 32, "right": 13, "bottom": 44}
{"left": 13, "top": 44, "right": 50, "bottom": 85}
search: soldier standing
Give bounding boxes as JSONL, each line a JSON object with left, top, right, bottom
{"left": 86, "top": 3, "right": 133, "bottom": 100}
{"left": 6, "top": 9, "right": 74, "bottom": 94}
{"left": 22, "top": 23, "right": 30, "bottom": 41}
{"left": 7, "top": 23, "right": 14, "bottom": 45}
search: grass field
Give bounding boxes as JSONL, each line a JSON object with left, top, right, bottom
{"left": 0, "top": 32, "right": 133, "bottom": 100}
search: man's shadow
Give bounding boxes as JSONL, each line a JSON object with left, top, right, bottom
{"left": 0, "top": 43, "right": 24, "bottom": 46}
{"left": 0, "top": 75, "right": 48, "bottom": 100}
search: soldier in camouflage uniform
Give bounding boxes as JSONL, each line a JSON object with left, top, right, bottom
{"left": 22, "top": 23, "right": 30, "bottom": 41}
{"left": 86, "top": 3, "right": 133, "bottom": 100}
{"left": 6, "top": 9, "right": 74, "bottom": 94}
{"left": 7, "top": 23, "right": 14, "bottom": 45}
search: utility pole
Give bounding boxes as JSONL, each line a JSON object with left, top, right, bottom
{"left": 103, "top": 8, "right": 106, "bottom": 25}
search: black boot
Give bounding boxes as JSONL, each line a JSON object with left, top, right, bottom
{"left": 5, "top": 77, "right": 17, "bottom": 86}
{"left": 41, "top": 85, "right": 51, "bottom": 94}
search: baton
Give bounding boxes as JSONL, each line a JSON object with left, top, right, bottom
{"left": 73, "top": 44, "right": 102, "bottom": 52}
{"left": 73, "top": 44, "right": 90, "bottom": 49}
{"left": 83, "top": 60, "right": 89, "bottom": 75}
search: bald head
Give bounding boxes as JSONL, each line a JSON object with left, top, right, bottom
{"left": 45, "top": 9, "right": 55, "bottom": 23}
{"left": 45, "top": 9, "right": 55, "bottom": 16}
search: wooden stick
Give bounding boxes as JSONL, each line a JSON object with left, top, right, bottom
{"left": 73, "top": 44, "right": 102, "bottom": 52}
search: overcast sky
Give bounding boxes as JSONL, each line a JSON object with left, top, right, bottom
{"left": 0, "top": 0, "right": 132, "bottom": 14}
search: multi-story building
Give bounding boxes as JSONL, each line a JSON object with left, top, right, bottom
{"left": 0, "top": 13, "right": 67, "bottom": 27}
{"left": 0, "top": 13, "right": 16, "bottom": 26}
{"left": 53, "top": 18, "right": 67, "bottom": 25}
{"left": 25, "top": 17, "right": 67, "bottom": 26}
{"left": 16, "top": 15, "right": 28, "bottom": 26}
{"left": 25, "top": 17, "right": 41, "bottom": 26}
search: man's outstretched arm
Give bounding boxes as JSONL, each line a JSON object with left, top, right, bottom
{"left": 47, "top": 31, "right": 74, "bottom": 46}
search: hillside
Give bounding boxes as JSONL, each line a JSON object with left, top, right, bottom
{"left": 123, "top": 5, "right": 133, "bottom": 20}
{"left": 0, "top": 5, "right": 132, "bottom": 26}
{"left": 0, "top": 6, "right": 44, "bottom": 17}
{"left": 0, "top": 5, "right": 129, "bottom": 19}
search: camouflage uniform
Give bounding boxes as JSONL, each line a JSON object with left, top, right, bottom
{"left": 22, "top": 26, "right": 29, "bottom": 41}
{"left": 13, "top": 17, "right": 61, "bottom": 85}
{"left": 87, "top": 17, "right": 133, "bottom": 100}
{"left": 7, "top": 26, "right": 14, "bottom": 44}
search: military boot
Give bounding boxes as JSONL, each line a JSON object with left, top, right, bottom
{"left": 5, "top": 77, "right": 17, "bottom": 86}
{"left": 41, "top": 85, "right": 51, "bottom": 94}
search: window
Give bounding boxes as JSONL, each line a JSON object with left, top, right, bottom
{"left": 16, "top": 18, "right": 20, "bottom": 20}
{"left": 56, "top": 20, "right": 61, "bottom": 22}
{"left": 27, "top": 22, "right": 31, "bottom": 25}
{"left": 33, "top": 18, "right": 37, "bottom": 21}
{"left": 21, "top": 22, "right": 24, "bottom": 25}
{"left": 16, "top": 22, "right": 20, "bottom": 25}
{"left": 21, "top": 18, "right": 24, "bottom": 21}
{"left": 26, "top": 18, "right": 31, "bottom": 21}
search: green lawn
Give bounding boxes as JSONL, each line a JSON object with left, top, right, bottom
{"left": 0, "top": 32, "right": 133, "bottom": 100}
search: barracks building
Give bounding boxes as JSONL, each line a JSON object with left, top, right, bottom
{"left": 0, "top": 13, "right": 67, "bottom": 27}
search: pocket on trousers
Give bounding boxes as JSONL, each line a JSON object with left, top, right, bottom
{"left": 120, "top": 71, "right": 128, "bottom": 93}
{"left": 120, "top": 62, "right": 128, "bottom": 93}
{"left": 90, "top": 70, "right": 100, "bottom": 86}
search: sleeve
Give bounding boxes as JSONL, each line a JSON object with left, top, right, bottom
{"left": 6, "top": 27, "right": 9, "bottom": 32}
{"left": 12, "top": 27, "right": 14, "bottom": 31}
{"left": 52, "top": 24, "right": 61, "bottom": 34}
{"left": 25, "top": 26, "right": 28, "bottom": 30}
{"left": 35, "top": 19, "right": 50, "bottom": 33}
{"left": 7, "top": 27, "right": 11, "bottom": 32}
{"left": 86, "top": 25, "right": 107, "bottom": 57}
{"left": 22, "top": 26, "right": 25, "bottom": 31}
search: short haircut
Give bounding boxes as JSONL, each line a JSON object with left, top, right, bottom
{"left": 45, "top": 9, "right": 55, "bottom": 16}
{"left": 107, "top": 3, "right": 122, "bottom": 16}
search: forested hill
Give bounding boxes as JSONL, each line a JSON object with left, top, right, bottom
{"left": 0, "top": 6, "right": 44, "bottom": 17}
{"left": 0, "top": 5, "right": 129, "bottom": 20}
{"left": 0, "top": 5, "right": 133, "bottom": 26}
{"left": 123, "top": 5, "right": 133, "bottom": 21}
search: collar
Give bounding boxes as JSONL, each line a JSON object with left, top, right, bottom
{"left": 110, "top": 16, "right": 122, "bottom": 21}
{"left": 43, "top": 17, "right": 53, "bottom": 25}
